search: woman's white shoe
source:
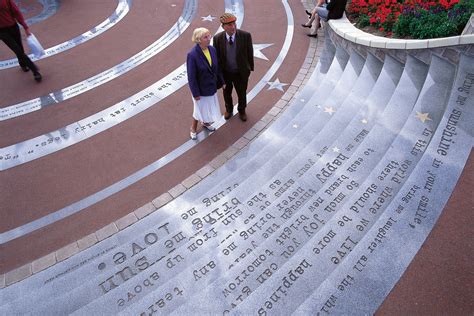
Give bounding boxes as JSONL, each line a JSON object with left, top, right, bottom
{"left": 203, "top": 124, "right": 216, "bottom": 132}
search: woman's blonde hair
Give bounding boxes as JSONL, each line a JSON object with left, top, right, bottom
{"left": 192, "top": 27, "right": 210, "bottom": 43}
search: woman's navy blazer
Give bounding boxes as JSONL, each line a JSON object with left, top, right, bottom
{"left": 186, "top": 44, "right": 223, "bottom": 98}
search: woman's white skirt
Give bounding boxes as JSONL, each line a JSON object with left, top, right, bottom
{"left": 192, "top": 93, "right": 222, "bottom": 123}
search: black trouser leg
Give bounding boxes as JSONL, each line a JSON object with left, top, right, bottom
{"left": 234, "top": 73, "right": 249, "bottom": 113}
{"left": 223, "top": 74, "right": 234, "bottom": 113}
{"left": 223, "top": 72, "right": 249, "bottom": 113}
{"left": 0, "top": 24, "right": 38, "bottom": 73}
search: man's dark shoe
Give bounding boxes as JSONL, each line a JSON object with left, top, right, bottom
{"left": 305, "top": 9, "right": 312, "bottom": 17}
{"left": 239, "top": 112, "right": 247, "bottom": 122}
{"left": 224, "top": 111, "right": 233, "bottom": 120}
{"left": 21, "top": 65, "right": 29, "bottom": 72}
{"left": 307, "top": 33, "right": 318, "bottom": 38}
{"left": 34, "top": 72, "right": 42, "bottom": 82}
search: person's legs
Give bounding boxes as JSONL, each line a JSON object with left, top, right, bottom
{"left": 2, "top": 25, "right": 39, "bottom": 74}
{"left": 309, "top": 7, "right": 328, "bottom": 36}
{"left": 0, "top": 25, "right": 41, "bottom": 81}
{"left": 232, "top": 73, "right": 248, "bottom": 121}
{"left": 234, "top": 73, "right": 248, "bottom": 114}
{"left": 191, "top": 118, "right": 198, "bottom": 132}
{"left": 9, "top": 24, "right": 28, "bottom": 69}
{"left": 0, "top": 26, "right": 24, "bottom": 62}
{"left": 223, "top": 73, "right": 235, "bottom": 116}
{"left": 314, "top": 15, "right": 321, "bottom": 33}
{"left": 303, "top": 11, "right": 316, "bottom": 27}
{"left": 190, "top": 118, "right": 198, "bottom": 139}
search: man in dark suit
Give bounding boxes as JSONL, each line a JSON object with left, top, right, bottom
{"left": 213, "top": 13, "right": 254, "bottom": 121}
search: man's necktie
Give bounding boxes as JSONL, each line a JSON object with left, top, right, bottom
{"left": 229, "top": 37, "right": 233, "bottom": 45}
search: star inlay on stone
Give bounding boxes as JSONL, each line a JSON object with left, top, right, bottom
{"left": 267, "top": 78, "right": 288, "bottom": 92}
{"left": 415, "top": 111, "right": 432, "bottom": 123}
{"left": 332, "top": 146, "right": 340, "bottom": 153}
{"left": 361, "top": 118, "right": 368, "bottom": 124}
{"left": 293, "top": 124, "right": 299, "bottom": 129}
{"left": 201, "top": 15, "right": 216, "bottom": 22}
{"left": 324, "top": 107, "right": 336, "bottom": 115}
{"left": 253, "top": 43, "right": 273, "bottom": 60}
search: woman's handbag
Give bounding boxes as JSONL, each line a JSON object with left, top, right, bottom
{"left": 27, "top": 33, "right": 45, "bottom": 58}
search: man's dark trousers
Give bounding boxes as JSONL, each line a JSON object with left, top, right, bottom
{"left": 0, "top": 24, "right": 38, "bottom": 72}
{"left": 223, "top": 71, "right": 249, "bottom": 114}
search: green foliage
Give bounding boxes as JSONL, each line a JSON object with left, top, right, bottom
{"left": 357, "top": 14, "right": 371, "bottom": 28}
{"left": 349, "top": 0, "right": 474, "bottom": 39}
{"left": 411, "top": 13, "right": 458, "bottom": 39}
{"left": 394, "top": 1, "right": 474, "bottom": 39}
{"left": 393, "top": 13, "right": 412, "bottom": 37}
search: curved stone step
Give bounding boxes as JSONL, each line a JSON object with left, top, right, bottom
{"left": 0, "top": 40, "right": 388, "bottom": 314}
{"left": 73, "top": 51, "right": 379, "bottom": 315}
{"left": 294, "top": 52, "right": 474, "bottom": 315}
{"left": 106, "top": 50, "right": 404, "bottom": 315}
{"left": 22, "top": 50, "right": 363, "bottom": 314}
{"left": 295, "top": 31, "right": 337, "bottom": 101}
{"left": 161, "top": 53, "right": 415, "bottom": 316}
{"left": 306, "top": 45, "right": 350, "bottom": 108}
{"left": 0, "top": 30, "right": 343, "bottom": 315}
{"left": 231, "top": 54, "right": 457, "bottom": 315}
{"left": 13, "top": 40, "right": 366, "bottom": 312}
{"left": 321, "top": 50, "right": 366, "bottom": 109}
{"left": 69, "top": 51, "right": 426, "bottom": 314}
{"left": 150, "top": 53, "right": 432, "bottom": 316}
{"left": 224, "top": 55, "right": 428, "bottom": 314}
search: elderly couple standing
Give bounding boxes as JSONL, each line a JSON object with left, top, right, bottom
{"left": 186, "top": 13, "right": 254, "bottom": 140}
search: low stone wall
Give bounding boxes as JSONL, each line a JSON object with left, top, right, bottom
{"left": 327, "top": 14, "right": 474, "bottom": 65}
{"left": 462, "top": 13, "right": 474, "bottom": 35}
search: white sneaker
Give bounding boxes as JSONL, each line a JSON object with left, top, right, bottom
{"left": 190, "top": 130, "right": 197, "bottom": 140}
{"left": 203, "top": 124, "right": 216, "bottom": 132}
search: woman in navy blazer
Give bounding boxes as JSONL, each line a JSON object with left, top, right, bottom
{"left": 186, "top": 27, "right": 224, "bottom": 139}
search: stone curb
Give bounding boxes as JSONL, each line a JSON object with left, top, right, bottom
{"left": 0, "top": 15, "right": 324, "bottom": 288}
